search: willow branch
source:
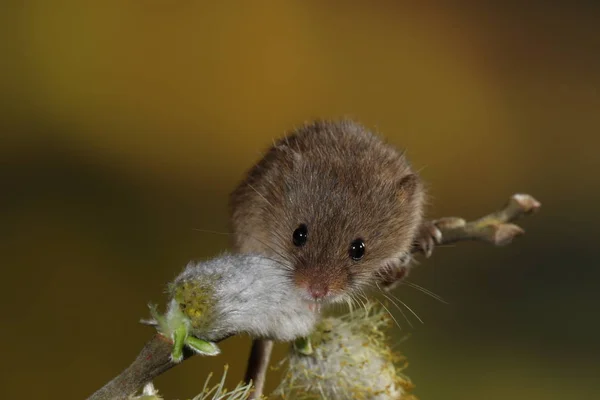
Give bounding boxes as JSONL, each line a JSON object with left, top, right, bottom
{"left": 414, "top": 193, "right": 540, "bottom": 255}
{"left": 87, "top": 334, "right": 193, "bottom": 400}
{"left": 380, "top": 193, "right": 541, "bottom": 289}
{"left": 244, "top": 339, "right": 274, "bottom": 400}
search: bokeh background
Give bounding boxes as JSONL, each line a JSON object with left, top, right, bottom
{"left": 2, "top": 2, "right": 599, "bottom": 399}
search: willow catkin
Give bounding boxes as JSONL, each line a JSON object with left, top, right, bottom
{"left": 275, "top": 302, "right": 416, "bottom": 400}
{"left": 150, "top": 253, "right": 318, "bottom": 348}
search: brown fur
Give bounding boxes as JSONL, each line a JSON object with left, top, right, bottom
{"left": 230, "top": 120, "right": 425, "bottom": 302}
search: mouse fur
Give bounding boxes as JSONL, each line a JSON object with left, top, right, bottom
{"left": 230, "top": 119, "right": 425, "bottom": 304}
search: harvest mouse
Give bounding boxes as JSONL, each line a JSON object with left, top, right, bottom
{"left": 230, "top": 119, "right": 425, "bottom": 397}
{"left": 230, "top": 119, "right": 425, "bottom": 304}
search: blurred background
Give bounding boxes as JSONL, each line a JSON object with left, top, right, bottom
{"left": 2, "top": 1, "right": 599, "bottom": 399}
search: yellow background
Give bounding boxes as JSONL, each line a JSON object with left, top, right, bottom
{"left": 2, "top": 2, "right": 599, "bottom": 399}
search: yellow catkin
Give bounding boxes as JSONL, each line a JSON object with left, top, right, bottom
{"left": 172, "top": 279, "right": 215, "bottom": 330}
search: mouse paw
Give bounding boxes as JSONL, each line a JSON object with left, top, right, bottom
{"left": 414, "top": 218, "right": 465, "bottom": 257}
{"left": 414, "top": 221, "right": 441, "bottom": 257}
{"left": 376, "top": 260, "right": 411, "bottom": 291}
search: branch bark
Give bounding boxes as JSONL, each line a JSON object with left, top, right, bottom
{"left": 88, "top": 334, "right": 190, "bottom": 400}
{"left": 244, "top": 339, "right": 274, "bottom": 400}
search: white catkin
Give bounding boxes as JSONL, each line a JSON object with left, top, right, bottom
{"left": 168, "top": 253, "right": 318, "bottom": 342}
{"left": 275, "top": 302, "right": 415, "bottom": 400}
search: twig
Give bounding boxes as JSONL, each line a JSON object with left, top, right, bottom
{"left": 415, "top": 193, "right": 540, "bottom": 255}
{"left": 244, "top": 339, "right": 274, "bottom": 400}
{"left": 87, "top": 334, "right": 192, "bottom": 400}
{"left": 380, "top": 193, "right": 541, "bottom": 289}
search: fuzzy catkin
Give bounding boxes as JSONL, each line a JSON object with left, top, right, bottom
{"left": 129, "top": 366, "right": 253, "bottom": 400}
{"left": 275, "top": 302, "right": 416, "bottom": 400}
{"left": 167, "top": 253, "right": 318, "bottom": 342}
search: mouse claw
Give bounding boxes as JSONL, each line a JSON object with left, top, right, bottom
{"left": 414, "top": 220, "right": 443, "bottom": 257}
{"left": 413, "top": 217, "right": 467, "bottom": 257}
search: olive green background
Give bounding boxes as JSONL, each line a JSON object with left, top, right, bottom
{"left": 2, "top": 2, "right": 599, "bottom": 399}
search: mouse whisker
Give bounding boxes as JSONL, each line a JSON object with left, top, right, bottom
{"left": 264, "top": 255, "right": 293, "bottom": 271}
{"left": 254, "top": 220, "right": 303, "bottom": 267}
{"left": 386, "top": 291, "right": 424, "bottom": 325}
{"left": 352, "top": 297, "right": 364, "bottom": 316}
{"left": 352, "top": 294, "right": 364, "bottom": 314}
{"left": 245, "top": 235, "right": 293, "bottom": 271}
{"left": 348, "top": 271, "right": 374, "bottom": 294}
{"left": 343, "top": 292, "right": 357, "bottom": 314}
{"left": 261, "top": 256, "right": 293, "bottom": 273}
{"left": 375, "top": 299, "right": 402, "bottom": 330}
{"left": 247, "top": 243, "right": 290, "bottom": 268}
{"left": 246, "top": 183, "right": 274, "bottom": 208}
{"left": 378, "top": 291, "right": 414, "bottom": 328}
{"left": 255, "top": 257, "right": 293, "bottom": 274}
{"left": 402, "top": 280, "right": 448, "bottom": 304}
{"left": 354, "top": 290, "right": 370, "bottom": 316}
{"left": 269, "top": 225, "right": 302, "bottom": 264}
{"left": 192, "top": 226, "right": 296, "bottom": 272}
{"left": 342, "top": 294, "right": 354, "bottom": 316}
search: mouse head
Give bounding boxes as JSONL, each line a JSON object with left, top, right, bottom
{"left": 230, "top": 121, "right": 425, "bottom": 305}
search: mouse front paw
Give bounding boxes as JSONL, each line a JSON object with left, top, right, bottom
{"left": 413, "top": 220, "right": 441, "bottom": 257}
{"left": 413, "top": 218, "right": 465, "bottom": 257}
{"left": 376, "top": 261, "right": 411, "bottom": 292}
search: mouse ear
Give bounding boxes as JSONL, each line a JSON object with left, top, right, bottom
{"left": 396, "top": 173, "right": 421, "bottom": 201}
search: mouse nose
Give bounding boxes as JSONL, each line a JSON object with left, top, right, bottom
{"left": 309, "top": 284, "right": 329, "bottom": 300}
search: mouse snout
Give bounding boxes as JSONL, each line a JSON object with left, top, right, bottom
{"left": 294, "top": 270, "right": 337, "bottom": 302}
{"left": 308, "top": 283, "right": 329, "bottom": 300}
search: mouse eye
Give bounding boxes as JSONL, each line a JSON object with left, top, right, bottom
{"left": 349, "top": 238, "right": 366, "bottom": 261}
{"left": 292, "top": 224, "right": 308, "bottom": 247}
